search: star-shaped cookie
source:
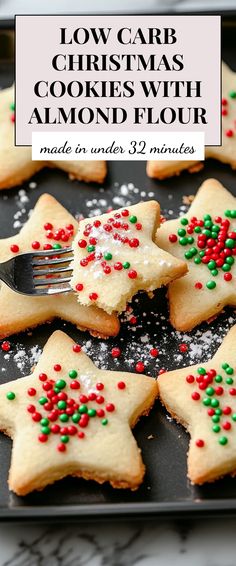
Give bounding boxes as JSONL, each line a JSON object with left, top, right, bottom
{"left": 0, "top": 193, "right": 119, "bottom": 338}
{"left": 156, "top": 179, "right": 236, "bottom": 331}
{"left": 70, "top": 201, "right": 187, "bottom": 314}
{"left": 0, "top": 330, "right": 158, "bottom": 495}
{"left": 147, "top": 62, "right": 236, "bottom": 180}
{"left": 0, "top": 85, "right": 106, "bottom": 189}
{"left": 158, "top": 325, "right": 236, "bottom": 484}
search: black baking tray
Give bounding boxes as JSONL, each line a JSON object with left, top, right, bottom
{"left": 0, "top": 15, "right": 236, "bottom": 522}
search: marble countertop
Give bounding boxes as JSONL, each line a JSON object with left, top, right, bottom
{"left": 0, "top": 518, "right": 235, "bottom": 565}
{"left": 1, "top": 194, "right": 234, "bottom": 564}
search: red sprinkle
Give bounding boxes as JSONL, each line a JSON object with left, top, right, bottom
{"left": 169, "top": 234, "right": 177, "bottom": 243}
{"left": 226, "top": 129, "right": 234, "bottom": 137}
{"left": 111, "top": 347, "right": 121, "bottom": 358}
{"left": 31, "top": 241, "right": 40, "bottom": 250}
{"left": 78, "top": 431, "right": 85, "bottom": 439}
{"left": 73, "top": 344, "right": 81, "bottom": 353}
{"left": 224, "top": 273, "right": 232, "bottom": 282}
{"left": 76, "top": 283, "right": 84, "bottom": 291}
{"left": 10, "top": 244, "right": 19, "bottom": 253}
{"left": 57, "top": 443, "right": 66, "bottom": 452}
{"left": 96, "top": 382, "right": 104, "bottom": 391}
{"left": 106, "top": 403, "right": 115, "bottom": 412}
{"left": 117, "top": 381, "right": 126, "bottom": 390}
{"left": 195, "top": 439, "right": 205, "bottom": 447}
{"left": 78, "top": 239, "right": 87, "bottom": 248}
{"left": 39, "top": 373, "right": 47, "bottom": 381}
{"left": 192, "top": 392, "right": 200, "bottom": 401}
{"left": 195, "top": 282, "right": 203, "bottom": 290}
{"left": 1, "top": 341, "right": 10, "bottom": 352}
{"left": 54, "top": 364, "right": 61, "bottom": 372}
{"left": 186, "top": 375, "right": 195, "bottom": 384}
{"left": 128, "top": 270, "right": 137, "bottom": 279}
{"left": 27, "top": 388, "right": 36, "bottom": 397}
{"left": 150, "top": 348, "right": 159, "bottom": 358}
{"left": 89, "top": 293, "right": 98, "bottom": 301}
{"left": 135, "top": 361, "right": 145, "bottom": 373}
{"left": 179, "top": 343, "right": 188, "bottom": 353}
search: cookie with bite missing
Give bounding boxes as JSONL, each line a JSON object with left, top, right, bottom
{"left": 0, "top": 85, "right": 106, "bottom": 189}
{"left": 0, "top": 330, "right": 158, "bottom": 495}
{"left": 156, "top": 179, "right": 236, "bottom": 331}
{"left": 70, "top": 201, "right": 187, "bottom": 314}
{"left": 158, "top": 325, "right": 236, "bottom": 485}
{"left": 147, "top": 62, "right": 236, "bottom": 180}
{"left": 0, "top": 193, "right": 119, "bottom": 338}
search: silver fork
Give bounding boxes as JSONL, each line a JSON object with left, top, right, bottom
{"left": 0, "top": 247, "right": 73, "bottom": 296}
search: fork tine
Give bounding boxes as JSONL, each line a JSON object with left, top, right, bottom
{"left": 32, "top": 256, "right": 74, "bottom": 267}
{"left": 33, "top": 285, "right": 72, "bottom": 296}
{"left": 32, "top": 247, "right": 72, "bottom": 257}
{"left": 33, "top": 266, "right": 72, "bottom": 277}
{"left": 34, "top": 277, "right": 71, "bottom": 287}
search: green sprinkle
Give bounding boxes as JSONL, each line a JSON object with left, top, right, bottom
{"left": 198, "top": 367, "right": 206, "bottom": 375}
{"left": 180, "top": 218, "right": 188, "bottom": 225}
{"left": 104, "top": 252, "right": 112, "bottom": 261}
{"left": 185, "top": 251, "right": 193, "bottom": 260}
{"left": 206, "top": 281, "right": 216, "bottom": 290}
{"left": 212, "top": 415, "right": 220, "bottom": 423}
{"left": 219, "top": 436, "right": 228, "bottom": 445}
{"left": 204, "top": 220, "right": 212, "bottom": 229}
{"left": 41, "top": 426, "right": 50, "bottom": 435}
{"left": 211, "top": 398, "right": 219, "bottom": 408}
{"left": 226, "top": 377, "right": 234, "bottom": 385}
{"left": 79, "top": 404, "right": 88, "bottom": 414}
{"left": 226, "top": 367, "right": 234, "bottom": 375}
{"left": 129, "top": 215, "right": 137, "bottom": 224}
{"left": 123, "top": 262, "right": 130, "bottom": 269}
{"left": 68, "top": 369, "right": 78, "bottom": 379}
{"left": 6, "top": 391, "right": 15, "bottom": 401}
{"left": 215, "top": 408, "right": 222, "bottom": 415}
{"left": 194, "top": 226, "right": 201, "bottom": 233}
{"left": 194, "top": 257, "right": 201, "bottom": 264}
{"left": 10, "top": 102, "right": 15, "bottom": 111}
{"left": 179, "top": 237, "right": 188, "bottom": 246}
{"left": 206, "top": 387, "right": 214, "bottom": 396}
{"left": 203, "top": 229, "right": 211, "bottom": 237}
{"left": 189, "top": 247, "right": 197, "bottom": 255}
{"left": 203, "top": 398, "right": 211, "bottom": 406}
{"left": 59, "top": 413, "right": 69, "bottom": 422}
{"left": 187, "top": 236, "right": 194, "bottom": 244}
{"left": 101, "top": 418, "right": 108, "bottom": 425}
{"left": 87, "top": 245, "right": 95, "bottom": 252}
{"left": 40, "top": 418, "right": 49, "bottom": 426}
{"left": 39, "top": 396, "right": 47, "bottom": 405}
{"left": 208, "top": 260, "right": 216, "bottom": 270}
{"left": 56, "top": 379, "right": 66, "bottom": 389}
{"left": 212, "top": 424, "right": 221, "bottom": 433}
{"left": 88, "top": 408, "right": 96, "bottom": 417}
{"left": 232, "top": 414, "right": 236, "bottom": 422}
{"left": 204, "top": 214, "right": 212, "bottom": 221}
{"left": 215, "top": 375, "right": 223, "bottom": 383}
{"left": 229, "top": 90, "right": 236, "bottom": 99}
{"left": 178, "top": 228, "right": 186, "bottom": 237}
{"left": 72, "top": 413, "right": 81, "bottom": 423}
{"left": 54, "top": 387, "right": 60, "bottom": 394}
{"left": 222, "top": 263, "right": 231, "bottom": 272}
{"left": 199, "top": 251, "right": 205, "bottom": 258}
{"left": 60, "top": 435, "right": 69, "bottom": 443}
{"left": 53, "top": 243, "right": 62, "bottom": 250}
{"left": 57, "top": 400, "right": 67, "bottom": 410}
{"left": 225, "top": 238, "right": 235, "bottom": 249}
{"left": 225, "top": 209, "right": 236, "bottom": 218}
{"left": 222, "top": 362, "right": 229, "bottom": 370}
{"left": 211, "top": 269, "right": 218, "bottom": 277}
{"left": 226, "top": 257, "right": 234, "bottom": 265}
